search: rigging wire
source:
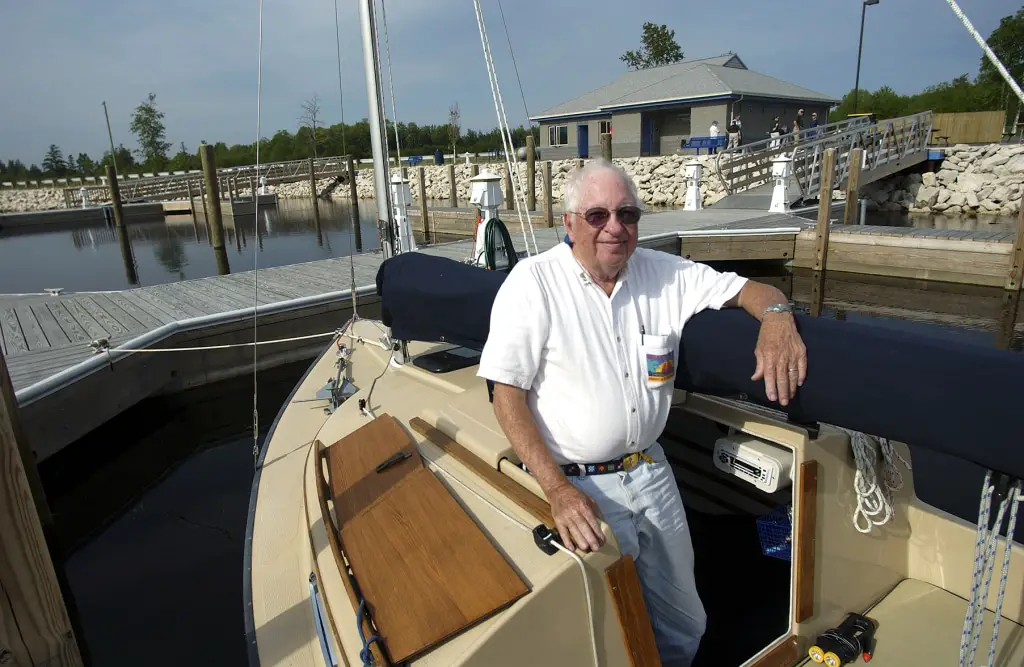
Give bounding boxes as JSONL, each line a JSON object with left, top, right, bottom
{"left": 251, "top": 0, "right": 265, "bottom": 463}
{"left": 494, "top": 0, "right": 531, "bottom": 123}
{"left": 470, "top": 0, "right": 541, "bottom": 256}
{"left": 378, "top": 0, "right": 412, "bottom": 253}
{"left": 333, "top": 0, "right": 348, "bottom": 156}
{"left": 944, "top": 0, "right": 1024, "bottom": 106}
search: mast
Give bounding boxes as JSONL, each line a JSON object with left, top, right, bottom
{"left": 357, "top": 0, "right": 397, "bottom": 258}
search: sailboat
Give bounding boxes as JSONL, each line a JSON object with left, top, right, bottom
{"left": 244, "top": 1, "right": 1024, "bottom": 666}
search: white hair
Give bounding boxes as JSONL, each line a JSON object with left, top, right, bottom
{"left": 562, "top": 158, "right": 642, "bottom": 214}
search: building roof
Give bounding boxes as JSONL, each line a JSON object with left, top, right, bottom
{"left": 531, "top": 54, "right": 840, "bottom": 121}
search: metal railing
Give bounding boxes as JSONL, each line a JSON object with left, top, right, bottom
{"left": 61, "top": 156, "right": 351, "bottom": 208}
{"left": 713, "top": 111, "right": 934, "bottom": 201}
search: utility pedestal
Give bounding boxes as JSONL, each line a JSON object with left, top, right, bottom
{"left": 769, "top": 156, "right": 794, "bottom": 213}
{"left": 683, "top": 160, "right": 702, "bottom": 211}
{"left": 390, "top": 175, "right": 416, "bottom": 253}
{"left": 469, "top": 171, "right": 505, "bottom": 268}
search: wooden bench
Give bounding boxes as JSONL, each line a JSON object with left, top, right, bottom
{"left": 682, "top": 136, "right": 727, "bottom": 154}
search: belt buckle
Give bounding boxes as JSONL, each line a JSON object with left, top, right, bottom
{"left": 622, "top": 452, "right": 640, "bottom": 471}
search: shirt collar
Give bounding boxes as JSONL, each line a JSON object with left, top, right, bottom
{"left": 557, "top": 242, "right": 630, "bottom": 288}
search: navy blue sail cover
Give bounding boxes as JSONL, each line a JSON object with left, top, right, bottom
{"left": 376, "top": 253, "right": 1024, "bottom": 479}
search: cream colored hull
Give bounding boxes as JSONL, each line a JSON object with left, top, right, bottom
{"left": 247, "top": 319, "right": 1024, "bottom": 666}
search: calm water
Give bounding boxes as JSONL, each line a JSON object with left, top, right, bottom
{"left": 25, "top": 203, "right": 1024, "bottom": 665}
{"left": 0, "top": 200, "right": 1016, "bottom": 294}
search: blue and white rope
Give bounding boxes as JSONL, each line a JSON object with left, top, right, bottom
{"left": 960, "top": 471, "right": 994, "bottom": 666}
{"left": 986, "top": 481, "right": 1022, "bottom": 667}
{"left": 968, "top": 489, "right": 1011, "bottom": 666}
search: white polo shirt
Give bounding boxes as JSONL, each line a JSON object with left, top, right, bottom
{"left": 478, "top": 243, "right": 747, "bottom": 465}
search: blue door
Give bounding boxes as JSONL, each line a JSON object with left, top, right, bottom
{"left": 577, "top": 124, "right": 589, "bottom": 158}
{"left": 641, "top": 116, "right": 655, "bottom": 155}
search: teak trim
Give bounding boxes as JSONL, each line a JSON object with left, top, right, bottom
{"left": 794, "top": 460, "right": 819, "bottom": 623}
{"left": 409, "top": 417, "right": 554, "bottom": 527}
{"left": 748, "top": 635, "right": 800, "bottom": 667}
{"left": 605, "top": 556, "right": 660, "bottom": 667}
{"left": 315, "top": 443, "right": 391, "bottom": 666}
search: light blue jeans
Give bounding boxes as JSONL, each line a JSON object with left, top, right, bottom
{"left": 568, "top": 442, "right": 706, "bottom": 667}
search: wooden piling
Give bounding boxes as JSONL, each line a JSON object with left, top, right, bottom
{"left": 308, "top": 157, "right": 320, "bottom": 221}
{"left": 504, "top": 168, "right": 514, "bottom": 211}
{"left": 842, "top": 148, "right": 864, "bottom": 227}
{"left": 417, "top": 166, "right": 430, "bottom": 243}
{"left": 810, "top": 148, "right": 837, "bottom": 317}
{"left": 186, "top": 177, "right": 197, "bottom": 221}
{"left": 526, "top": 135, "right": 536, "bottom": 211}
{"left": 575, "top": 158, "right": 584, "bottom": 171}
{"left": 105, "top": 165, "right": 125, "bottom": 230}
{"left": 448, "top": 164, "right": 457, "bottom": 208}
{"left": 1006, "top": 197, "right": 1024, "bottom": 292}
{"left": 227, "top": 175, "right": 236, "bottom": 210}
{"left": 346, "top": 156, "right": 362, "bottom": 252}
{"left": 600, "top": 133, "right": 613, "bottom": 161}
{"left": 199, "top": 144, "right": 227, "bottom": 251}
{"left": 543, "top": 161, "right": 554, "bottom": 228}
{"left": 0, "top": 350, "right": 84, "bottom": 667}
{"left": 471, "top": 164, "right": 480, "bottom": 178}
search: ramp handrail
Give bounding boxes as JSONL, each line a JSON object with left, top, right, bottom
{"left": 62, "top": 155, "right": 352, "bottom": 208}
{"left": 713, "top": 111, "right": 934, "bottom": 203}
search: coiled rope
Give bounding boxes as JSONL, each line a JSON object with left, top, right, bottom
{"left": 839, "top": 427, "right": 911, "bottom": 534}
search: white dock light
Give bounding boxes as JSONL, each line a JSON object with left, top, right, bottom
{"left": 769, "top": 156, "right": 793, "bottom": 213}
{"left": 683, "top": 160, "right": 703, "bottom": 211}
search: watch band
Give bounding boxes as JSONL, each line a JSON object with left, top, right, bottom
{"left": 763, "top": 303, "right": 793, "bottom": 315}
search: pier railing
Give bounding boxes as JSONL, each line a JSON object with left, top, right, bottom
{"left": 714, "top": 111, "right": 934, "bottom": 202}
{"left": 61, "top": 155, "right": 351, "bottom": 208}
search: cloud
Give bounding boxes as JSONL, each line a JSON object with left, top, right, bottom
{"left": 0, "top": 0, "right": 1019, "bottom": 164}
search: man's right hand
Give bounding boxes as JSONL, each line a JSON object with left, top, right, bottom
{"left": 547, "top": 482, "right": 605, "bottom": 552}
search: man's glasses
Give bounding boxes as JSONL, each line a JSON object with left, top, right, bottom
{"left": 572, "top": 205, "right": 642, "bottom": 227}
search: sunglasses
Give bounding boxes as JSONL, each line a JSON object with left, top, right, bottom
{"left": 572, "top": 205, "right": 642, "bottom": 227}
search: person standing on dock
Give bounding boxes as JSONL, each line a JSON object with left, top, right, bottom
{"left": 708, "top": 120, "right": 720, "bottom": 154}
{"left": 479, "top": 159, "right": 808, "bottom": 667}
{"left": 727, "top": 117, "right": 741, "bottom": 150}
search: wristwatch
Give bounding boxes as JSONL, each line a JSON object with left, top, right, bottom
{"left": 763, "top": 303, "right": 794, "bottom": 315}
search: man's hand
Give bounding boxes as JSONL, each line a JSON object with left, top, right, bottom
{"left": 548, "top": 482, "right": 605, "bottom": 552}
{"left": 751, "top": 313, "right": 807, "bottom": 406}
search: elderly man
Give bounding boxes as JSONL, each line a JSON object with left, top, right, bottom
{"left": 477, "top": 160, "right": 807, "bottom": 666}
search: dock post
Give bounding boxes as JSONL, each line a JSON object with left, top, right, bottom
{"left": 448, "top": 164, "right": 458, "bottom": 208}
{"left": 810, "top": 148, "right": 837, "bottom": 317}
{"left": 199, "top": 144, "right": 227, "bottom": 252}
{"left": 105, "top": 165, "right": 125, "bottom": 230}
{"left": 308, "top": 157, "right": 320, "bottom": 221}
{"left": 504, "top": 168, "right": 514, "bottom": 211}
{"left": 417, "top": 166, "right": 430, "bottom": 243}
{"left": 842, "top": 148, "right": 864, "bottom": 227}
{"left": 600, "top": 133, "right": 612, "bottom": 161}
{"left": 227, "top": 175, "right": 236, "bottom": 211}
{"left": 198, "top": 179, "right": 211, "bottom": 244}
{"left": 0, "top": 351, "right": 84, "bottom": 666}
{"left": 346, "top": 155, "right": 360, "bottom": 214}
{"left": 1006, "top": 197, "right": 1024, "bottom": 292}
{"left": 186, "top": 177, "right": 197, "bottom": 221}
{"left": 526, "top": 134, "right": 536, "bottom": 211}
{"left": 471, "top": 164, "right": 480, "bottom": 178}
{"left": 575, "top": 158, "right": 584, "bottom": 170}
{"left": 543, "top": 161, "right": 554, "bottom": 227}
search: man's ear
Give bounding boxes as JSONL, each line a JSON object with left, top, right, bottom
{"left": 563, "top": 212, "right": 574, "bottom": 241}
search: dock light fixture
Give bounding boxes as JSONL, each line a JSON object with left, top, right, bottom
{"left": 853, "top": 0, "right": 880, "bottom": 114}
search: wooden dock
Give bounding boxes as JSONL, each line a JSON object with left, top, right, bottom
{"left": 1, "top": 204, "right": 1021, "bottom": 462}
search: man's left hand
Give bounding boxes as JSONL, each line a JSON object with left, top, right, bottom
{"left": 751, "top": 313, "right": 807, "bottom": 406}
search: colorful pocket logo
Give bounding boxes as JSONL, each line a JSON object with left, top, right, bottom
{"left": 646, "top": 351, "right": 675, "bottom": 384}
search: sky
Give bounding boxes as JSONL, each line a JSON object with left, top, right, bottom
{"left": 0, "top": 0, "right": 1020, "bottom": 166}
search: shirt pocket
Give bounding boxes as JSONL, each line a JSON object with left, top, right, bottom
{"left": 641, "top": 333, "right": 676, "bottom": 389}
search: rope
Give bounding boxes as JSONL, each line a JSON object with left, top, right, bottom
{"left": 945, "top": 0, "right": 1024, "bottom": 106}
{"left": 470, "top": 0, "right": 541, "bottom": 256}
{"left": 251, "top": 0, "right": 265, "bottom": 463}
{"left": 841, "top": 428, "right": 909, "bottom": 534}
{"left": 430, "top": 462, "right": 599, "bottom": 667}
{"left": 356, "top": 599, "right": 384, "bottom": 666}
{"left": 88, "top": 328, "right": 391, "bottom": 359}
{"left": 495, "top": 0, "right": 530, "bottom": 122}
{"left": 378, "top": 0, "right": 412, "bottom": 253}
{"left": 959, "top": 474, "right": 1023, "bottom": 667}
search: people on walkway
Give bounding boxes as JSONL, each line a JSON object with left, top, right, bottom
{"left": 480, "top": 159, "right": 808, "bottom": 667}
{"left": 727, "top": 117, "right": 741, "bottom": 150}
{"left": 708, "top": 121, "right": 720, "bottom": 155}
{"left": 769, "top": 117, "right": 783, "bottom": 150}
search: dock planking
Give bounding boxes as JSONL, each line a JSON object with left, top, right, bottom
{"left": 0, "top": 208, "right": 1016, "bottom": 395}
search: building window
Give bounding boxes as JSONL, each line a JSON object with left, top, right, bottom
{"left": 599, "top": 120, "right": 612, "bottom": 135}
{"left": 549, "top": 125, "right": 568, "bottom": 146}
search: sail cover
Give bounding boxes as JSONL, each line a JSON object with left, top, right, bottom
{"left": 376, "top": 253, "right": 1024, "bottom": 479}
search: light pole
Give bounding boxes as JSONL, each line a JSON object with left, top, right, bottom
{"left": 853, "top": 0, "right": 879, "bottom": 114}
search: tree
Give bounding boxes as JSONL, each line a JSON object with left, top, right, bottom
{"left": 42, "top": 144, "right": 66, "bottom": 175}
{"left": 169, "top": 142, "right": 193, "bottom": 172}
{"left": 129, "top": 92, "right": 171, "bottom": 169}
{"left": 620, "top": 22, "right": 684, "bottom": 70}
{"left": 976, "top": 8, "right": 1024, "bottom": 126}
{"left": 448, "top": 102, "right": 460, "bottom": 163}
{"left": 299, "top": 94, "right": 322, "bottom": 158}
{"left": 76, "top": 153, "right": 96, "bottom": 175}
